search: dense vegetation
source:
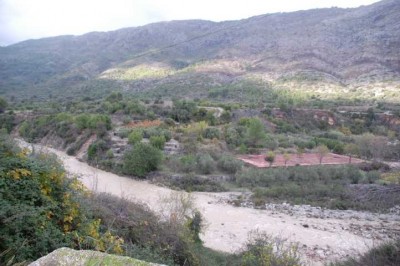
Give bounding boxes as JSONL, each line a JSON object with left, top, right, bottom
{"left": 3, "top": 91, "right": 400, "bottom": 212}
{"left": 0, "top": 133, "right": 123, "bottom": 264}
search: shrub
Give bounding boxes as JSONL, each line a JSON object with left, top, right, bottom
{"left": 123, "top": 143, "right": 162, "bottom": 178}
{"left": 203, "top": 127, "right": 221, "bottom": 139}
{"left": 218, "top": 155, "right": 243, "bottom": 174}
{"left": 171, "top": 100, "right": 198, "bottom": 123}
{"left": 167, "top": 174, "right": 227, "bottom": 192}
{"left": 239, "top": 230, "right": 302, "bottom": 266}
{"left": 75, "top": 114, "right": 111, "bottom": 131}
{"left": 225, "top": 126, "right": 242, "bottom": 148}
{"left": 128, "top": 129, "right": 143, "bottom": 144}
{"left": 84, "top": 193, "right": 180, "bottom": 265}
{"left": 87, "top": 140, "right": 108, "bottom": 161}
{"left": 358, "top": 161, "right": 390, "bottom": 172}
{"left": 0, "top": 113, "right": 15, "bottom": 133}
{"left": 348, "top": 166, "right": 364, "bottom": 184}
{"left": 362, "top": 171, "right": 380, "bottom": 184}
{"left": 179, "top": 155, "right": 197, "bottom": 173}
{"left": 234, "top": 165, "right": 375, "bottom": 210}
{"left": 265, "top": 135, "right": 278, "bottom": 150}
{"left": 0, "top": 135, "right": 122, "bottom": 264}
{"left": 149, "top": 135, "right": 166, "bottom": 150}
{"left": 196, "top": 153, "right": 216, "bottom": 174}
{"left": 142, "top": 127, "right": 171, "bottom": 141}
{"left": 314, "top": 137, "right": 344, "bottom": 154}
{"left": 0, "top": 97, "right": 8, "bottom": 113}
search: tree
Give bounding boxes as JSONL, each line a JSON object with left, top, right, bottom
{"left": 123, "top": 143, "right": 163, "bottom": 178}
{"left": 0, "top": 97, "right": 8, "bottom": 113}
{"left": 366, "top": 107, "right": 375, "bottom": 128}
{"left": 356, "top": 133, "right": 388, "bottom": 160}
{"left": 316, "top": 145, "right": 329, "bottom": 164}
{"left": 171, "top": 100, "right": 197, "bottom": 123}
{"left": 370, "top": 136, "right": 388, "bottom": 161}
{"left": 297, "top": 147, "right": 305, "bottom": 159}
{"left": 283, "top": 152, "right": 291, "bottom": 167}
{"left": 356, "top": 133, "right": 374, "bottom": 159}
{"left": 344, "top": 143, "right": 359, "bottom": 163}
{"left": 265, "top": 151, "right": 275, "bottom": 167}
{"left": 246, "top": 118, "right": 267, "bottom": 148}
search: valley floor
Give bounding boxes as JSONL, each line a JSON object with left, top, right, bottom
{"left": 18, "top": 139, "right": 400, "bottom": 266}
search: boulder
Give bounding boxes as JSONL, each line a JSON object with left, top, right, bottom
{"left": 29, "top": 247, "right": 164, "bottom": 266}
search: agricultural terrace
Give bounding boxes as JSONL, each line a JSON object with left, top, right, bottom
{"left": 238, "top": 153, "right": 364, "bottom": 168}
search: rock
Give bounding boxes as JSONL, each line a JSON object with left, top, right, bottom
{"left": 29, "top": 247, "right": 164, "bottom": 266}
{"left": 316, "top": 249, "right": 325, "bottom": 258}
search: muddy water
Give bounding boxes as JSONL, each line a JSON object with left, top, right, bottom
{"left": 18, "top": 140, "right": 400, "bottom": 265}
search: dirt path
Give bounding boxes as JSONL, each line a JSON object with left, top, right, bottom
{"left": 18, "top": 140, "right": 400, "bottom": 265}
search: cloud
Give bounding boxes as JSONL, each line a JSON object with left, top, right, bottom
{"left": 0, "top": 0, "right": 380, "bottom": 46}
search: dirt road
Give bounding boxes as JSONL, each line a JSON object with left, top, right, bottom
{"left": 18, "top": 140, "right": 400, "bottom": 265}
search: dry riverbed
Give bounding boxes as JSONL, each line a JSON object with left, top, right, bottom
{"left": 18, "top": 140, "right": 400, "bottom": 265}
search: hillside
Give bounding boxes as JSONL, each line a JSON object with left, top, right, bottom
{"left": 0, "top": 0, "right": 399, "bottom": 102}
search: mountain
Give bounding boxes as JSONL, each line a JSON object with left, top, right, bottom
{"left": 0, "top": 0, "right": 399, "bottom": 102}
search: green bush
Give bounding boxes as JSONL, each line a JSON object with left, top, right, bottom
{"left": 238, "top": 230, "right": 302, "bottom": 266}
{"left": 149, "top": 135, "right": 166, "bottom": 150}
{"left": 224, "top": 126, "right": 242, "bottom": 148}
{"left": 0, "top": 113, "right": 15, "bottom": 133}
{"left": 0, "top": 97, "right": 8, "bottom": 113}
{"left": 123, "top": 143, "right": 163, "bottom": 178}
{"left": 128, "top": 129, "right": 143, "bottom": 144}
{"left": 275, "top": 120, "right": 298, "bottom": 133}
{"left": 167, "top": 174, "right": 226, "bottom": 192}
{"left": 75, "top": 114, "right": 111, "bottom": 131}
{"left": 179, "top": 155, "right": 197, "bottom": 173}
{"left": 171, "top": 100, "right": 198, "bottom": 123}
{"left": 143, "top": 127, "right": 171, "bottom": 141}
{"left": 0, "top": 134, "right": 121, "bottom": 264}
{"left": 217, "top": 155, "right": 243, "bottom": 174}
{"left": 245, "top": 118, "right": 267, "bottom": 148}
{"left": 203, "top": 127, "right": 221, "bottom": 139}
{"left": 365, "top": 171, "right": 380, "bottom": 183}
{"left": 87, "top": 140, "right": 109, "bottom": 162}
{"left": 314, "top": 137, "right": 345, "bottom": 154}
{"left": 196, "top": 153, "right": 215, "bottom": 174}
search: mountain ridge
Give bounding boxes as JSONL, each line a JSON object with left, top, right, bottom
{"left": 0, "top": 0, "right": 399, "bottom": 100}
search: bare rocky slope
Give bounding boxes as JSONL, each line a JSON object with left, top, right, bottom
{"left": 0, "top": 0, "right": 399, "bottom": 99}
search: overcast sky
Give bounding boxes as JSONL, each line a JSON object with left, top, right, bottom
{"left": 0, "top": 0, "right": 380, "bottom": 46}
